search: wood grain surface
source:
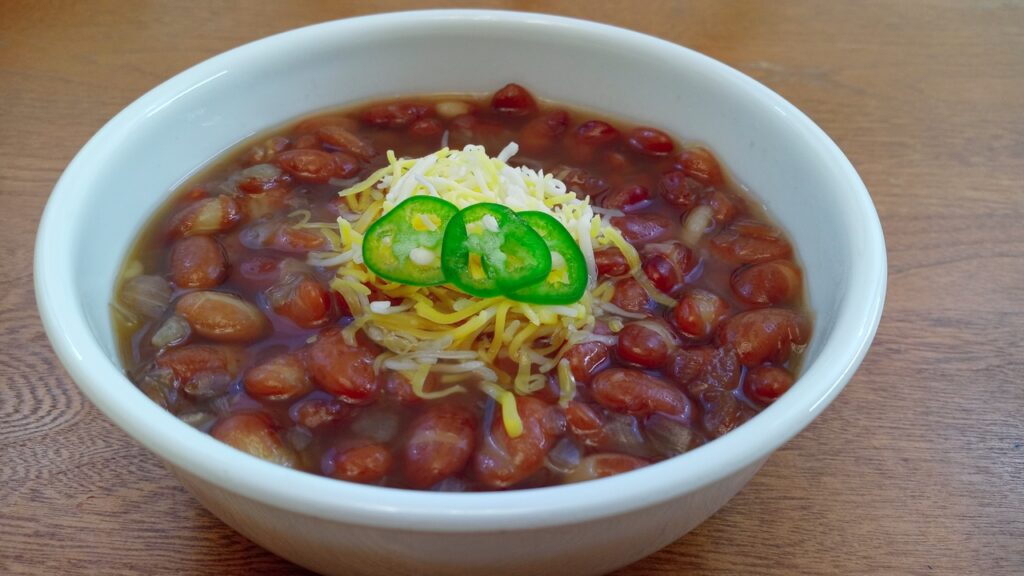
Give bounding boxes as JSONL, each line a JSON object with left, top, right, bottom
{"left": 2, "top": 1, "right": 1022, "bottom": 574}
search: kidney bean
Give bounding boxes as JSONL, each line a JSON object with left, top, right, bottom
{"left": 664, "top": 346, "right": 741, "bottom": 391}
{"left": 565, "top": 453, "right": 648, "bottom": 483}
{"left": 491, "top": 83, "right": 537, "bottom": 116}
{"left": 362, "top": 102, "right": 432, "bottom": 128}
{"left": 673, "top": 146, "right": 724, "bottom": 187}
{"left": 627, "top": 127, "right": 674, "bottom": 156}
{"left": 744, "top": 365, "right": 796, "bottom": 405}
{"left": 603, "top": 184, "right": 652, "bottom": 213}
{"left": 168, "top": 195, "right": 242, "bottom": 238}
{"left": 291, "top": 396, "right": 351, "bottom": 428}
{"left": 617, "top": 322, "right": 674, "bottom": 368}
{"left": 611, "top": 277, "right": 651, "bottom": 313}
{"left": 447, "top": 113, "right": 506, "bottom": 150}
{"left": 659, "top": 170, "right": 699, "bottom": 211}
{"left": 155, "top": 344, "right": 246, "bottom": 387}
{"left": 175, "top": 291, "right": 269, "bottom": 343}
{"left": 244, "top": 353, "right": 310, "bottom": 401}
{"left": 591, "top": 368, "right": 692, "bottom": 418}
{"left": 710, "top": 220, "right": 793, "bottom": 264}
{"left": 594, "top": 247, "right": 630, "bottom": 277}
{"left": 275, "top": 149, "right": 338, "bottom": 183}
{"left": 518, "top": 109, "right": 569, "bottom": 154}
{"left": 169, "top": 236, "right": 228, "bottom": 289}
{"left": 717, "top": 308, "right": 810, "bottom": 366}
{"left": 575, "top": 120, "right": 620, "bottom": 146}
{"left": 240, "top": 221, "right": 331, "bottom": 253}
{"left": 563, "top": 341, "right": 611, "bottom": 383}
{"left": 381, "top": 371, "right": 423, "bottom": 405}
{"left": 292, "top": 133, "right": 319, "bottom": 149}
{"left": 403, "top": 404, "right": 477, "bottom": 489}
{"left": 316, "top": 125, "right": 376, "bottom": 160}
{"left": 266, "top": 270, "right": 337, "bottom": 329}
{"left": 610, "top": 213, "right": 673, "bottom": 245}
{"left": 331, "top": 152, "right": 361, "bottom": 179}
{"left": 473, "top": 396, "right": 557, "bottom": 489}
{"left": 731, "top": 260, "right": 802, "bottom": 306}
{"left": 671, "top": 289, "right": 729, "bottom": 341}
{"left": 307, "top": 327, "right": 378, "bottom": 404}
{"left": 327, "top": 443, "right": 392, "bottom": 484}
{"left": 211, "top": 412, "right": 297, "bottom": 467}
{"left": 706, "top": 189, "right": 741, "bottom": 225}
{"left": 642, "top": 241, "right": 696, "bottom": 295}
{"left": 694, "top": 388, "right": 751, "bottom": 438}
{"left": 120, "top": 274, "right": 172, "bottom": 318}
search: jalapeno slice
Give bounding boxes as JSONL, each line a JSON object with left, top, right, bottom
{"left": 362, "top": 196, "right": 459, "bottom": 286}
{"left": 441, "top": 203, "right": 552, "bottom": 297}
{"left": 509, "top": 211, "right": 588, "bottom": 304}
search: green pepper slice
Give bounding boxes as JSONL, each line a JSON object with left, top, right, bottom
{"left": 509, "top": 211, "right": 588, "bottom": 304}
{"left": 441, "top": 203, "right": 552, "bottom": 297}
{"left": 362, "top": 196, "right": 459, "bottom": 286}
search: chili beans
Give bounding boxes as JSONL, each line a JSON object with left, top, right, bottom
{"left": 115, "top": 83, "right": 810, "bottom": 491}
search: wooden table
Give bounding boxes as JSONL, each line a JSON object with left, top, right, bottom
{"left": 2, "top": 1, "right": 1021, "bottom": 574}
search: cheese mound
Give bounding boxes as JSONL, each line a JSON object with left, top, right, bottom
{"left": 302, "top": 143, "right": 671, "bottom": 437}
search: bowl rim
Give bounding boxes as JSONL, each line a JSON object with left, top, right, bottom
{"left": 34, "top": 9, "right": 886, "bottom": 532}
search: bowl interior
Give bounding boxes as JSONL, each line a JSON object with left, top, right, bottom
{"left": 37, "top": 11, "right": 884, "bottom": 530}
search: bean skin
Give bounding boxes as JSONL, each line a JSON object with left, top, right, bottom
{"left": 473, "top": 396, "right": 557, "bottom": 489}
{"left": 403, "top": 404, "right": 477, "bottom": 489}
{"left": 175, "top": 291, "right": 269, "bottom": 343}
{"left": 731, "top": 260, "right": 802, "bottom": 306}
{"left": 210, "top": 412, "right": 297, "bottom": 467}
{"left": 169, "top": 235, "right": 228, "bottom": 289}
{"left": 307, "top": 328, "right": 379, "bottom": 404}
{"left": 591, "top": 368, "right": 692, "bottom": 418}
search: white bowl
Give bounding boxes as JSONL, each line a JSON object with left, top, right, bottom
{"left": 35, "top": 10, "right": 886, "bottom": 576}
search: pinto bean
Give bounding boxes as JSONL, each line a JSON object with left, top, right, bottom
{"left": 565, "top": 401, "right": 604, "bottom": 439}
{"left": 266, "top": 269, "right": 337, "bottom": 329}
{"left": 290, "top": 395, "right": 351, "bottom": 428}
{"left": 237, "top": 188, "right": 289, "bottom": 221}
{"left": 362, "top": 102, "right": 432, "bottom": 128}
{"left": 744, "top": 365, "right": 796, "bottom": 405}
{"left": 591, "top": 368, "right": 692, "bottom": 418}
{"left": 611, "top": 277, "right": 651, "bottom": 313}
{"left": 563, "top": 341, "right": 611, "bottom": 383}
{"left": 168, "top": 195, "right": 241, "bottom": 238}
{"left": 659, "top": 170, "right": 699, "bottom": 211}
{"left": 663, "top": 345, "right": 741, "bottom": 391}
{"left": 671, "top": 289, "right": 729, "bottom": 341}
{"left": 610, "top": 213, "right": 673, "bottom": 245}
{"left": 243, "top": 353, "right": 310, "bottom": 401}
{"left": 491, "top": 83, "right": 537, "bottom": 116}
{"left": 710, "top": 220, "right": 792, "bottom": 264}
{"left": 694, "top": 388, "right": 751, "bottom": 438}
{"left": 717, "top": 308, "right": 810, "bottom": 366}
{"left": 403, "top": 404, "right": 477, "bottom": 489}
{"left": 211, "top": 412, "right": 297, "bottom": 467}
{"left": 244, "top": 136, "right": 289, "bottom": 165}
{"left": 559, "top": 167, "right": 609, "bottom": 198}
{"left": 155, "top": 344, "right": 246, "bottom": 387}
{"left": 564, "top": 453, "right": 648, "bottom": 483}
{"left": 120, "top": 274, "right": 172, "bottom": 318}
{"left": 575, "top": 120, "right": 620, "bottom": 146}
{"left": 327, "top": 443, "right": 393, "bottom": 483}
{"left": 603, "top": 184, "right": 652, "bottom": 213}
{"left": 642, "top": 241, "right": 696, "bottom": 295}
{"left": 169, "top": 236, "right": 228, "bottom": 289}
{"left": 275, "top": 149, "right": 337, "bottom": 183}
{"left": 307, "top": 327, "right": 378, "bottom": 404}
{"left": 316, "top": 125, "right": 376, "bottom": 160}
{"left": 473, "top": 396, "right": 557, "bottom": 489}
{"left": 673, "top": 146, "right": 724, "bottom": 187}
{"left": 731, "top": 260, "right": 802, "bottom": 306}
{"left": 617, "top": 322, "right": 674, "bottom": 368}
{"left": 175, "top": 291, "right": 269, "bottom": 343}
{"left": 627, "top": 127, "right": 674, "bottom": 156}
{"left": 518, "top": 109, "right": 569, "bottom": 154}
{"left": 594, "top": 247, "right": 630, "bottom": 277}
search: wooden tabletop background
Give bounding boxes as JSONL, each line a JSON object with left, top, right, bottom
{"left": 2, "top": 1, "right": 1022, "bottom": 574}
